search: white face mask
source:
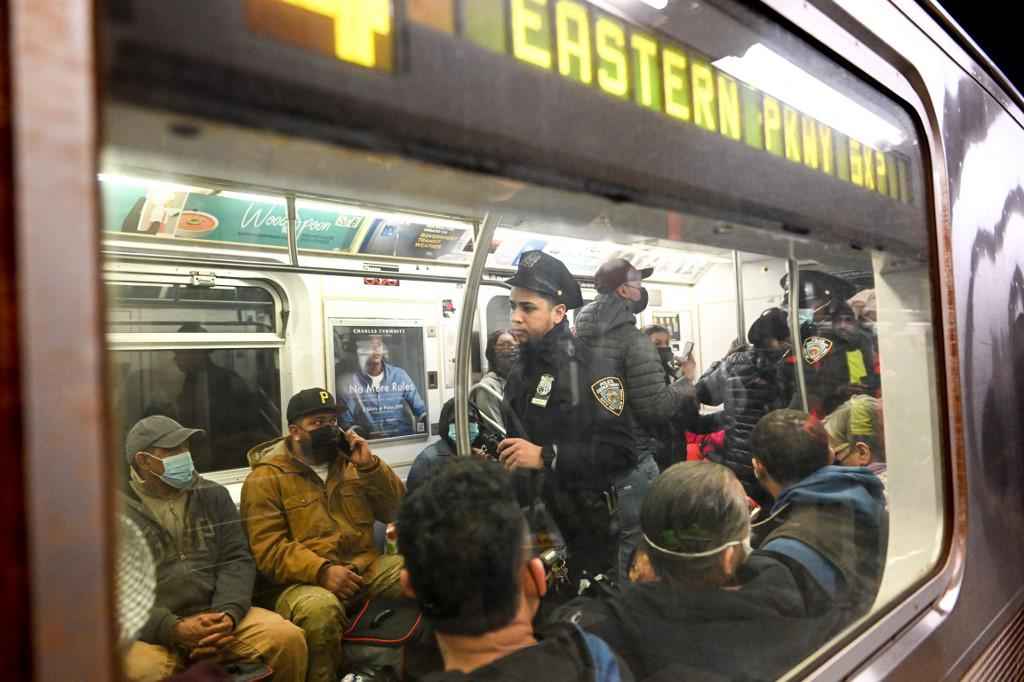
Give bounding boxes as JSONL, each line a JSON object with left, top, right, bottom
{"left": 644, "top": 532, "right": 752, "bottom": 559}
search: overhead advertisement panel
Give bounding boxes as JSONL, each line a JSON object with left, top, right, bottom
{"left": 99, "top": 174, "right": 472, "bottom": 262}
{"left": 101, "top": 176, "right": 363, "bottom": 250}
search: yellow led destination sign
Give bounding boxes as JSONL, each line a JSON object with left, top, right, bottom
{"left": 246, "top": 0, "right": 393, "bottom": 70}
{"left": 247, "top": 0, "right": 914, "bottom": 205}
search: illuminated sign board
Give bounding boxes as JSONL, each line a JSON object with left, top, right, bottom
{"left": 246, "top": 0, "right": 913, "bottom": 205}
{"left": 246, "top": 0, "right": 394, "bottom": 71}
{"left": 99, "top": 175, "right": 473, "bottom": 261}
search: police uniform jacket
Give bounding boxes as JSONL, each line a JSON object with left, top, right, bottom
{"left": 799, "top": 325, "right": 878, "bottom": 417}
{"left": 503, "top": 319, "right": 635, "bottom": 492}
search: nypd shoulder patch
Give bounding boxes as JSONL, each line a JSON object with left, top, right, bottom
{"left": 591, "top": 376, "right": 625, "bottom": 416}
{"left": 803, "top": 336, "right": 834, "bottom": 365}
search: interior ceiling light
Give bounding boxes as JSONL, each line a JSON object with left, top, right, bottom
{"left": 713, "top": 44, "right": 906, "bottom": 149}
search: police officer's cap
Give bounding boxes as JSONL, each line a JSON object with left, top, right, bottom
{"left": 780, "top": 270, "right": 857, "bottom": 308}
{"left": 504, "top": 250, "right": 584, "bottom": 310}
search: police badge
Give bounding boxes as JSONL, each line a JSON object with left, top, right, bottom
{"left": 591, "top": 377, "right": 625, "bottom": 416}
{"left": 531, "top": 373, "right": 555, "bottom": 407}
{"left": 521, "top": 251, "right": 543, "bottom": 268}
{"left": 803, "top": 336, "right": 834, "bottom": 365}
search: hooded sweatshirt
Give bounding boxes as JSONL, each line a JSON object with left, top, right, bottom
{"left": 755, "top": 465, "right": 888, "bottom": 625}
{"left": 560, "top": 553, "right": 836, "bottom": 681}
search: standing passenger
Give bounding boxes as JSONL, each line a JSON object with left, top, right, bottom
{"left": 470, "top": 329, "right": 518, "bottom": 435}
{"left": 120, "top": 416, "right": 307, "bottom": 682}
{"left": 696, "top": 307, "right": 794, "bottom": 507}
{"left": 498, "top": 250, "right": 636, "bottom": 582}
{"left": 643, "top": 324, "right": 695, "bottom": 383}
{"left": 574, "top": 258, "right": 701, "bottom": 577}
{"left": 241, "top": 389, "right": 405, "bottom": 682}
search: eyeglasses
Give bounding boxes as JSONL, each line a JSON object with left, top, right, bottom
{"left": 832, "top": 443, "right": 855, "bottom": 464}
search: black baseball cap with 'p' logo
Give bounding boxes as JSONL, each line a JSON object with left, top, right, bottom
{"left": 287, "top": 388, "right": 338, "bottom": 424}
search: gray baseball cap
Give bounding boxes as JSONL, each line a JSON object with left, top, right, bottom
{"left": 124, "top": 415, "right": 203, "bottom": 464}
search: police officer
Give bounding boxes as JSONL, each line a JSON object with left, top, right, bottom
{"left": 783, "top": 271, "right": 878, "bottom": 417}
{"left": 497, "top": 251, "right": 635, "bottom": 584}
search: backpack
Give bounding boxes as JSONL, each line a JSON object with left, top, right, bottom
{"left": 342, "top": 599, "right": 425, "bottom": 681}
{"left": 577, "top": 625, "right": 630, "bottom": 682}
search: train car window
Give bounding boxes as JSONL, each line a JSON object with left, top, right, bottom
{"left": 106, "top": 282, "right": 277, "bottom": 334}
{"left": 106, "top": 278, "right": 285, "bottom": 476}
{"left": 111, "top": 347, "right": 282, "bottom": 474}
{"left": 102, "top": 0, "right": 943, "bottom": 679}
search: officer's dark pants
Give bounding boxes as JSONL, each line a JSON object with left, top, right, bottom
{"left": 543, "top": 481, "right": 618, "bottom": 584}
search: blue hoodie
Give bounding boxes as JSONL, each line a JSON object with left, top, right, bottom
{"left": 758, "top": 465, "right": 888, "bottom": 619}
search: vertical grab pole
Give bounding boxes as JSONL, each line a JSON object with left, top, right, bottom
{"left": 788, "top": 242, "right": 809, "bottom": 412}
{"left": 454, "top": 213, "right": 499, "bottom": 456}
{"left": 733, "top": 250, "right": 746, "bottom": 343}
{"left": 286, "top": 194, "right": 299, "bottom": 267}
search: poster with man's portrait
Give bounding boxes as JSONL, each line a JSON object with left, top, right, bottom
{"left": 330, "top": 320, "right": 429, "bottom": 441}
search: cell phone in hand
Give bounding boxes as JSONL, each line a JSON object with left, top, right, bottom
{"left": 682, "top": 341, "right": 695, "bottom": 359}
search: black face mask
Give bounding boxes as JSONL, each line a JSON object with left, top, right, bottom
{"left": 631, "top": 288, "right": 649, "bottom": 314}
{"left": 307, "top": 425, "right": 343, "bottom": 464}
{"left": 494, "top": 349, "right": 519, "bottom": 376}
{"left": 657, "top": 347, "right": 675, "bottom": 369}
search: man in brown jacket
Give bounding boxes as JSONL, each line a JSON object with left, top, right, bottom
{"left": 241, "top": 388, "right": 405, "bottom": 682}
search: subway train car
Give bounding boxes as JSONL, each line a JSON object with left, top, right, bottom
{"left": 3, "top": 0, "right": 1024, "bottom": 679}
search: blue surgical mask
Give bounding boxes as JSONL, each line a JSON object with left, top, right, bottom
{"left": 448, "top": 423, "right": 480, "bottom": 443}
{"left": 798, "top": 308, "right": 814, "bottom": 326}
{"left": 147, "top": 451, "right": 195, "bottom": 489}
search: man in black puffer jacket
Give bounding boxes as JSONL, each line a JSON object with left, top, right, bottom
{"left": 575, "top": 259, "right": 699, "bottom": 580}
{"left": 696, "top": 307, "right": 795, "bottom": 507}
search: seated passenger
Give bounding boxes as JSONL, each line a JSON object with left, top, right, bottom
{"left": 120, "top": 416, "right": 307, "bottom": 682}
{"left": 406, "top": 399, "right": 487, "bottom": 495}
{"left": 751, "top": 409, "right": 888, "bottom": 623}
{"left": 696, "top": 307, "right": 795, "bottom": 507}
{"left": 825, "top": 395, "right": 887, "bottom": 489}
{"left": 560, "top": 461, "right": 832, "bottom": 681}
{"left": 241, "top": 389, "right": 405, "bottom": 682}
{"left": 398, "top": 458, "right": 630, "bottom": 681}
{"left": 471, "top": 328, "right": 518, "bottom": 434}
